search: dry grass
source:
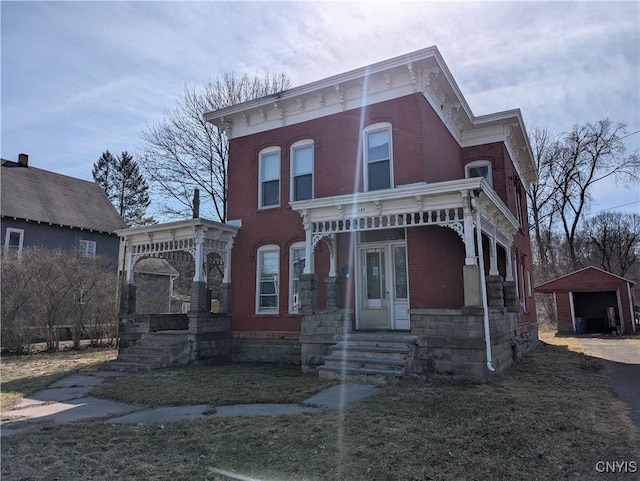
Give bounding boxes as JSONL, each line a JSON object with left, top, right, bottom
{"left": 2, "top": 342, "right": 638, "bottom": 481}
{"left": 91, "top": 363, "right": 336, "bottom": 406}
{"left": 538, "top": 331, "right": 588, "bottom": 353}
{"left": 0, "top": 348, "right": 117, "bottom": 410}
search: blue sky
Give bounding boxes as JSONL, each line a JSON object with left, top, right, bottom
{"left": 2, "top": 0, "right": 639, "bottom": 218}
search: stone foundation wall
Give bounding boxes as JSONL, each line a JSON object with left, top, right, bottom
{"left": 187, "top": 313, "right": 232, "bottom": 363}
{"left": 300, "top": 310, "right": 352, "bottom": 372}
{"left": 410, "top": 307, "right": 527, "bottom": 382}
{"left": 231, "top": 334, "right": 301, "bottom": 364}
{"left": 119, "top": 313, "right": 188, "bottom": 348}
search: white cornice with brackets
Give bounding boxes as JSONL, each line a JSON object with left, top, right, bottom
{"left": 205, "top": 46, "right": 537, "bottom": 187}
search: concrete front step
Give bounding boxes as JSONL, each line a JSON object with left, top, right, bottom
{"left": 323, "top": 355, "right": 407, "bottom": 371}
{"left": 318, "top": 333, "right": 419, "bottom": 384}
{"left": 328, "top": 345, "right": 411, "bottom": 359}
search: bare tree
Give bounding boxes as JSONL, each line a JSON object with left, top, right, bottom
{"left": 139, "top": 72, "right": 291, "bottom": 221}
{"left": 527, "top": 127, "right": 562, "bottom": 274}
{"left": 584, "top": 212, "right": 640, "bottom": 277}
{"left": 550, "top": 119, "right": 639, "bottom": 270}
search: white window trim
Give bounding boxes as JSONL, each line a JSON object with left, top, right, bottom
{"left": 256, "top": 244, "right": 280, "bottom": 314}
{"left": 258, "top": 146, "right": 281, "bottom": 209}
{"left": 289, "top": 241, "right": 306, "bottom": 314}
{"left": 79, "top": 239, "right": 96, "bottom": 257}
{"left": 363, "top": 122, "right": 394, "bottom": 192}
{"left": 4, "top": 228, "right": 24, "bottom": 256}
{"left": 290, "top": 140, "right": 314, "bottom": 202}
{"left": 465, "top": 160, "right": 493, "bottom": 187}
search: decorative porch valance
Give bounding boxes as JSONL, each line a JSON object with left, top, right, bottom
{"left": 290, "top": 177, "right": 519, "bottom": 279}
{"left": 115, "top": 218, "right": 240, "bottom": 284}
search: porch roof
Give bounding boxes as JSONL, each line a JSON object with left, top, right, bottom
{"left": 290, "top": 177, "right": 519, "bottom": 248}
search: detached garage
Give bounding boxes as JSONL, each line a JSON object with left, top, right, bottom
{"left": 535, "top": 266, "right": 636, "bottom": 335}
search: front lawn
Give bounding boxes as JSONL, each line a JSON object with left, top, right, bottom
{"left": 2, "top": 342, "right": 638, "bottom": 480}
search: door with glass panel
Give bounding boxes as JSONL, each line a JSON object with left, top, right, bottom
{"left": 357, "top": 241, "right": 409, "bottom": 330}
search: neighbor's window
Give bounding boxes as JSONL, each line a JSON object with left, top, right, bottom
{"left": 465, "top": 160, "right": 492, "bottom": 187}
{"left": 364, "top": 123, "right": 393, "bottom": 191}
{"left": 4, "top": 228, "right": 24, "bottom": 256}
{"left": 256, "top": 245, "right": 279, "bottom": 313}
{"left": 289, "top": 242, "right": 306, "bottom": 313}
{"left": 291, "top": 140, "right": 314, "bottom": 201}
{"left": 259, "top": 147, "right": 281, "bottom": 208}
{"left": 79, "top": 239, "right": 96, "bottom": 257}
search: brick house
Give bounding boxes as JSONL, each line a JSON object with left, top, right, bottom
{"left": 201, "top": 46, "right": 538, "bottom": 381}
{"left": 535, "top": 266, "right": 637, "bottom": 335}
{"left": 115, "top": 46, "right": 538, "bottom": 381}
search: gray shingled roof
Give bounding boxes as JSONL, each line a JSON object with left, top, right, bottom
{"left": 1, "top": 162, "right": 128, "bottom": 232}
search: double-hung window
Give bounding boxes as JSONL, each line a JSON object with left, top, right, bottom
{"left": 79, "top": 239, "right": 96, "bottom": 257}
{"left": 259, "top": 147, "right": 281, "bottom": 208}
{"left": 4, "top": 228, "right": 24, "bottom": 257}
{"left": 364, "top": 123, "right": 392, "bottom": 191}
{"left": 289, "top": 242, "right": 306, "bottom": 313}
{"left": 256, "top": 245, "right": 279, "bottom": 313}
{"left": 291, "top": 141, "right": 313, "bottom": 201}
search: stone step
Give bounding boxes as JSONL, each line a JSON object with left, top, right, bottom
{"left": 323, "top": 355, "right": 407, "bottom": 371}
{"left": 334, "top": 333, "right": 419, "bottom": 348}
{"left": 329, "top": 345, "right": 410, "bottom": 359}
{"left": 116, "top": 352, "right": 169, "bottom": 364}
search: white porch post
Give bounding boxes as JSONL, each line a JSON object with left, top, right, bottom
{"left": 489, "top": 235, "right": 499, "bottom": 276}
{"left": 328, "top": 233, "right": 337, "bottom": 277}
{"left": 462, "top": 191, "right": 477, "bottom": 265}
{"left": 193, "top": 226, "right": 207, "bottom": 282}
{"left": 223, "top": 238, "right": 233, "bottom": 283}
{"left": 303, "top": 210, "right": 313, "bottom": 275}
{"left": 124, "top": 239, "right": 135, "bottom": 284}
{"left": 505, "top": 245, "right": 514, "bottom": 282}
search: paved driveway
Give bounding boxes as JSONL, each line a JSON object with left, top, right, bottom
{"left": 578, "top": 337, "right": 640, "bottom": 431}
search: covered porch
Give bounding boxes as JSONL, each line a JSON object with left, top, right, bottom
{"left": 112, "top": 218, "right": 240, "bottom": 370}
{"left": 290, "top": 177, "right": 529, "bottom": 380}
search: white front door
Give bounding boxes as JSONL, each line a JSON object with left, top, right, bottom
{"left": 357, "top": 240, "right": 409, "bottom": 331}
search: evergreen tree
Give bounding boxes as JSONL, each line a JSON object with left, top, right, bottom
{"left": 92, "top": 150, "right": 153, "bottom": 226}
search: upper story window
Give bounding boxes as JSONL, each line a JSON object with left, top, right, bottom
{"left": 256, "top": 244, "right": 279, "bottom": 314}
{"left": 290, "top": 140, "right": 314, "bottom": 201}
{"left": 79, "top": 239, "right": 96, "bottom": 257}
{"left": 364, "top": 123, "right": 393, "bottom": 191}
{"left": 465, "top": 160, "right": 492, "bottom": 187}
{"left": 289, "top": 242, "right": 306, "bottom": 313}
{"left": 259, "top": 147, "right": 281, "bottom": 208}
{"left": 4, "top": 228, "right": 24, "bottom": 257}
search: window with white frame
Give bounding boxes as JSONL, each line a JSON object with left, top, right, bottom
{"left": 291, "top": 140, "right": 313, "bottom": 201}
{"left": 364, "top": 123, "right": 393, "bottom": 191}
{"left": 465, "top": 160, "right": 492, "bottom": 187}
{"left": 259, "top": 147, "right": 281, "bottom": 208}
{"left": 79, "top": 239, "right": 96, "bottom": 257}
{"left": 256, "top": 245, "right": 279, "bottom": 313}
{"left": 289, "top": 242, "right": 306, "bottom": 313}
{"left": 4, "top": 228, "right": 24, "bottom": 256}
{"left": 526, "top": 270, "right": 533, "bottom": 298}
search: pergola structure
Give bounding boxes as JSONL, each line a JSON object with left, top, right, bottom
{"left": 116, "top": 218, "right": 240, "bottom": 315}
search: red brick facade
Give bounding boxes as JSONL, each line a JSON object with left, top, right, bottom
{"left": 227, "top": 93, "right": 537, "bottom": 333}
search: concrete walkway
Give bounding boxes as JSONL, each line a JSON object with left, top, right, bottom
{"left": 1, "top": 372, "right": 378, "bottom": 437}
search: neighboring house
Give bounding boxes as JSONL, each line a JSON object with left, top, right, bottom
{"left": 116, "top": 46, "right": 538, "bottom": 381}
{"left": 134, "top": 258, "right": 180, "bottom": 314}
{"left": 1, "top": 154, "right": 127, "bottom": 262}
{"left": 535, "top": 266, "right": 637, "bottom": 335}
